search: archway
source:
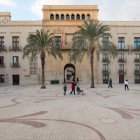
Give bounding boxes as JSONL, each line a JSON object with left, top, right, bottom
{"left": 64, "top": 64, "right": 75, "bottom": 83}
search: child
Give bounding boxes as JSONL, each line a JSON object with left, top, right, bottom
{"left": 76, "top": 83, "right": 84, "bottom": 95}
{"left": 63, "top": 84, "right": 67, "bottom": 96}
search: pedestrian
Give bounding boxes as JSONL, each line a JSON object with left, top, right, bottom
{"left": 63, "top": 84, "right": 67, "bottom": 96}
{"left": 124, "top": 80, "right": 129, "bottom": 91}
{"left": 70, "top": 80, "right": 76, "bottom": 95}
{"left": 108, "top": 78, "right": 113, "bottom": 88}
{"left": 76, "top": 83, "right": 84, "bottom": 95}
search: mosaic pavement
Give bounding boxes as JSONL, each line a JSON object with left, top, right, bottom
{"left": 0, "top": 84, "right": 140, "bottom": 140}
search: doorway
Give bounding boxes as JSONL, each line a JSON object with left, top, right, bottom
{"left": 64, "top": 64, "right": 75, "bottom": 83}
{"left": 119, "top": 75, "right": 124, "bottom": 83}
{"left": 12, "top": 75, "right": 20, "bottom": 85}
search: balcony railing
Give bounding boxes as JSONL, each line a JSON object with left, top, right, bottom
{"left": 135, "top": 79, "right": 140, "bottom": 83}
{"left": 131, "top": 47, "right": 140, "bottom": 51}
{"left": 134, "top": 70, "right": 140, "bottom": 74}
{"left": 0, "top": 46, "right": 7, "bottom": 51}
{"left": 9, "top": 46, "right": 22, "bottom": 51}
{"left": 103, "top": 79, "right": 109, "bottom": 84}
{"left": 118, "top": 69, "right": 127, "bottom": 74}
{"left": 0, "top": 63, "right": 5, "bottom": 67}
{"left": 102, "top": 58, "right": 110, "bottom": 62}
{"left": 134, "top": 58, "right": 140, "bottom": 62}
{"left": 10, "top": 63, "right": 20, "bottom": 68}
{"left": 118, "top": 58, "right": 127, "bottom": 63}
{"left": 102, "top": 69, "right": 110, "bottom": 74}
{"left": 117, "top": 48, "right": 129, "bottom": 51}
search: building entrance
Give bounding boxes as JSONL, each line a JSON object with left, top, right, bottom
{"left": 119, "top": 75, "right": 124, "bottom": 83}
{"left": 64, "top": 64, "right": 75, "bottom": 83}
{"left": 12, "top": 75, "right": 20, "bottom": 85}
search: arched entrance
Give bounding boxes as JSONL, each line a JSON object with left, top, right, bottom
{"left": 64, "top": 64, "right": 75, "bottom": 83}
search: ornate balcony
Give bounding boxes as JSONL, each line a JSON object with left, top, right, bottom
{"left": 103, "top": 79, "right": 109, "bottom": 84}
{"left": 102, "top": 58, "right": 110, "bottom": 63}
{"left": 102, "top": 69, "right": 110, "bottom": 74}
{"left": 10, "top": 63, "right": 20, "bottom": 68}
{"left": 131, "top": 47, "right": 140, "bottom": 51}
{"left": 135, "top": 79, "right": 140, "bottom": 83}
{"left": 134, "top": 70, "right": 140, "bottom": 75}
{"left": 0, "top": 46, "right": 7, "bottom": 51}
{"left": 134, "top": 58, "right": 140, "bottom": 62}
{"left": 0, "top": 63, "right": 5, "bottom": 67}
{"left": 118, "top": 69, "right": 127, "bottom": 74}
{"left": 9, "top": 46, "right": 22, "bottom": 51}
{"left": 118, "top": 58, "right": 127, "bottom": 63}
{"left": 117, "top": 48, "right": 129, "bottom": 51}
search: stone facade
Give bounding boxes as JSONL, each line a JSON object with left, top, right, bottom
{"left": 0, "top": 5, "right": 140, "bottom": 85}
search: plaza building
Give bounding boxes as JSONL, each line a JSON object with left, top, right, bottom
{"left": 0, "top": 5, "right": 140, "bottom": 85}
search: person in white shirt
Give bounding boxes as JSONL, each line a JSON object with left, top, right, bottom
{"left": 124, "top": 80, "right": 129, "bottom": 91}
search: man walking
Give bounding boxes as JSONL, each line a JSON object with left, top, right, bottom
{"left": 124, "top": 80, "right": 129, "bottom": 91}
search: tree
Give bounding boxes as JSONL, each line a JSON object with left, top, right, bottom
{"left": 70, "top": 20, "right": 117, "bottom": 88}
{"left": 23, "top": 29, "right": 62, "bottom": 89}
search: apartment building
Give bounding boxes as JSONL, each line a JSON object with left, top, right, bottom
{"left": 0, "top": 5, "right": 140, "bottom": 85}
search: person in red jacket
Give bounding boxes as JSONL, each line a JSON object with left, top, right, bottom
{"left": 70, "top": 80, "right": 76, "bottom": 95}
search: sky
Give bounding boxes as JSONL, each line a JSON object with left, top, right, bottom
{"left": 0, "top": 0, "right": 140, "bottom": 21}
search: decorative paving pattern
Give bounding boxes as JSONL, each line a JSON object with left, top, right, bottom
{"left": 0, "top": 98, "right": 21, "bottom": 108}
{"left": 0, "top": 111, "right": 106, "bottom": 140}
{"left": 104, "top": 107, "right": 140, "bottom": 120}
{"left": 96, "top": 93, "right": 116, "bottom": 98}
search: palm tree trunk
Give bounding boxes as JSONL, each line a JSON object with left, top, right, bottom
{"left": 90, "top": 49, "right": 95, "bottom": 88}
{"left": 40, "top": 51, "right": 46, "bottom": 89}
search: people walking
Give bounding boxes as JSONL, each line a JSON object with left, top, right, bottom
{"left": 63, "top": 84, "right": 67, "bottom": 96}
{"left": 70, "top": 80, "right": 76, "bottom": 95}
{"left": 108, "top": 78, "right": 113, "bottom": 88}
{"left": 124, "top": 80, "right": 129, "bottom": 91}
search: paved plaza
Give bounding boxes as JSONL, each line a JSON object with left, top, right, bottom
{"left": 0, "top": 84, "right": 140, "bottom": 140}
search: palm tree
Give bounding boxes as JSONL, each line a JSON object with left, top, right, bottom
{"left": 70, "top": 20, "right": 117, "bottom": 88}
{"left": 23, "top": 29, "right": 62, "bottom": 89}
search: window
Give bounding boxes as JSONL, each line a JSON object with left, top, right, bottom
{"left": 61, "top": 14, "right": 64, "bottom": 20}
{"left": 119, "top": 64, "right": 124, "bottom": 71}
{"left": 102, "top": 37, "right": 109, "bottom": 48}
{"left": 30, "top": 57, "right": 38, "bottom": 75}
{"left": 136, "top": 54, "right": 140, "bottom": 59}
{"left": 12, "top": 56, "right": 19, "bottom": 66}
{"left": 76, "top": 14, "right": 80, "bottom": 20}
{"left": 71, "top": 14, "right": 75, "bottom": 20}
{"left": 134, "top": 37, "right": 140, "bottom": 49}
{"left": 118, "top": 37, "right": 125, "bottom": 49}
{"left": 135, "top": 64, "right": 140, "bottom": 70}
{"left": 0, "top": 75, "right": 4, "bottom": 83}
{"left": 50, "top": 14, "right": 54, "bottom": 20}
{"left": 53, "top": 36, "right": 62, "bottom": 48}
{"left": 56, "top": 14, "right": 59, "bottom": 20}
{"left": 0, "top": 36, "right": 4, "bottom": 48}
{"left": 103, "top": 64, "right": 108, "bottom": 70}
{"left": 87, "top": 14, "right": 90, "bottom": 20}
{"left": 66, "top": 14, "right": 70, "bottom": 20}
{"left": 135, "top": 75, "right": 140, "bottom": 80}
{"left": 82, "top": 14, "right": 85, "bottom": 20}
{"left": 103, "top": 53, "right": 108, "bottom": 59}
{"left": 12, "top": 36, "right": 19, "bottom": 48}
{"left": 118, "top": 53, "right": 124, "bottom": 59}
{"left": 0, "top": 56, "right": 4, "bottom": 66}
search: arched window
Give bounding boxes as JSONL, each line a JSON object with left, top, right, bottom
{"left": 50, "top": 14, "right": 54, "bottom": 20}
{"left": 56, "top": 14, "right": 59, "bottom": 20}
{"left": 87, "top": 14, "right": 90, "bottom": 20}
{"left": 71, "top": 14, "right": 75, "bottom": 20}
{"left": 82, "top": 14, "right": 85, "bottom": 20}
{"left": 66, "top": 14, "right": 70, "bottom": 20}
{"left": 76, "top": 14, "right": 80, "bottom": 20}
{"left": 61, "top": 14, "right": 64, "bottom": 20}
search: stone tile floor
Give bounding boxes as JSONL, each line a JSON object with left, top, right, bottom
{"left": 0, "top": 84, "right": 140, "bottom": 140}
